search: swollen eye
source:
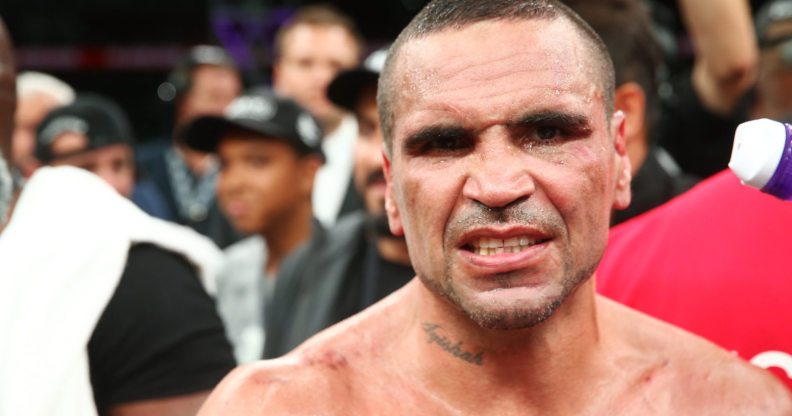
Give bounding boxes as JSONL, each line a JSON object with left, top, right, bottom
{"left": 536, "top": 126, "right": 560, "bottom": 141}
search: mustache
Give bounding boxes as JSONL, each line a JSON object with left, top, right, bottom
{"left": 365, "top": 170, "right": 386, "bottom": 187}
{"left": 445, "top": 202, "right": 565, "bottom": 242}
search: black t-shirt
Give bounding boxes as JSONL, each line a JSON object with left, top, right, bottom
{"left": 88, "top": 244, "right": 236, "bottom": 412}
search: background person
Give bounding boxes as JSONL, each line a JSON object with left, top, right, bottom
{"left": 264, "top": 46, "right": 414, "bottom": 358}
{"left": 34, "top": 94, "right": 168, "bottom": 217}
{"left": 182, "top": 89, "right": 325, "bottom": 363}
{"left": 0, "top": 19, "right": 236, "bottom": 416}
{"left": 272, "top": 5, "right": 365, "bottom": 227}
{"left": 137, "top": 45, "right": 243, "bottom": 248}
{"left": 13, "top": 71, "right": 75, "bottom": 178}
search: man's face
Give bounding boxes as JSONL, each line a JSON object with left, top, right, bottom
{"left": 178, "top": 65, "right": 241, "bottom": 126}
{"left": 754, "top": 20, "right": 792, "bottom": 119}
{"left": 49, "top": 135, "right": 135, "bottom": 198}
{"left": 217, "top": 133, "right": 319, "bottom": 235}
{"left": 13, "top": 93, "right": 59, "bottom": 176}
{"left": 273, "top": 24, "right": 359, "bottom": 128}
{"left": 353, "top": 85, "right": 386, "bottom": 217}
{"left": 383, "top": 19, "right": 631, "bottom": 330}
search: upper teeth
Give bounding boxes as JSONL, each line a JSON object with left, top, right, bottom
{"left": 474, "top": 237, "right": 533, "bottom": 249}
{"left": 472, "top": 237, "right": 538, "bottom": 256}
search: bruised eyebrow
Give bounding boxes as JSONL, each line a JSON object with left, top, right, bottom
{"left": 508, "top": 110, "right": 593, "bottom": 134}
{"left": 401, "top": 124, "right": 472, "bottom": 154}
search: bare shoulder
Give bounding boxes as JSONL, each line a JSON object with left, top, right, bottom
{"left": 199, "top": 286, "right": 414, "bottom": 415}
{"left": 598, "top": 296, "right": 792, "bottom": 414}
{"left": 197, "top": 351, "right": 359, "bottom": 415}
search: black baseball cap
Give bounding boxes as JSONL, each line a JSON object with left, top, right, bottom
{"left": 181, "top": 89, "right": 325, "bottom": 160}
{"left": 327, "top": 46, "right": 389, "bottom": 111}
{"left": 35, "top": 94, "right": 134, "bottom": 164}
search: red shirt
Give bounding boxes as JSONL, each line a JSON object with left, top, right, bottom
{"left": 598, "top": 170, "right": 792, "bottom": 388}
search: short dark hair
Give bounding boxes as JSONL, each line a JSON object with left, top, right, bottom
{"left": 566, "top": 0, "right": 663, "bottom": 134}
{"left": 169, "top": 45, "right": 239, "bottom": 100}
{"left": 377, "top": 0, "right": 615, "bottom": 152}
{"left": 274, "top": 4, "right": 364, "bottom": 62}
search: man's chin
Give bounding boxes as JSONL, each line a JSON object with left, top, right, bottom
{"left": 449, "top": 286, "right": 567, "bottom": 330}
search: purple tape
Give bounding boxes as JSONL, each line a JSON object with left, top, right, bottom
{"left": 762, "top": 122, "right": 792, "bottom": 200}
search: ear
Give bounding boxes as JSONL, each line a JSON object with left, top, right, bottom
{"left": 382, "top": 147, "right": 405, "bottom": 237}
{"left": 614, "top": 82, "right": 648, "bottom": 175}
{"left": 610, "top": 110, "right": 632, "bottom": 211}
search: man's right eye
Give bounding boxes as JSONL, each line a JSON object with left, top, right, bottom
{"left": 404, "top": 127, "right": 472, "bottom": 156}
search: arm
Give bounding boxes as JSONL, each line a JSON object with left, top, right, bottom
{"left": 88, "top": 244, "right": 237, "bottom": 415}
{"left": 679, "top": 0, "right": 758, "bottom": 115}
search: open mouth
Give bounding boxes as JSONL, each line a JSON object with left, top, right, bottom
{"left": 463, "top": 236, "right": 549, "bottom": 256}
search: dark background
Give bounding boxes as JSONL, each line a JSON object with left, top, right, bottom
{"left": 0, "top": 0, "right": 772, "bottom": 141}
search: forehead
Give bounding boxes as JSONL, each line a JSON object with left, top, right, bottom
{"left": 391, "top": 18, "right": 602, "bottom": 138}
{"left": 192, "top": 65, "right": 239, "bottom": 86}
{"left": 281, "top": 24, "right": 358, "bottom": 56}
{"left": 218, "top": 133, "right": 297, "bottom": 154}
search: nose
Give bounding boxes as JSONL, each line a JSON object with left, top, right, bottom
{"left": 462, "top": 136, "right": 536, "bottom": 209}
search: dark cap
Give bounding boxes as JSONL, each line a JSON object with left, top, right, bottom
{"left": 35, "top": 94, "right": 134, "bottom": 164}
{"left": 327, "top": 46, "right": 389, "bottom": 111}
{"left": 181, "top": 89, "right": 325, "bottom": 160}
{"left": 757, "top": 0, "right": 792, "bottom": 46}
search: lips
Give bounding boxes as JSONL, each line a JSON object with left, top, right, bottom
{"left": 223, "top": 200, "right": 249, "bottom": 217}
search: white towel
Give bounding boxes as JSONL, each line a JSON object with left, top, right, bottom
{"left": 0, "top": 166, "right": 222, "bottom": 416}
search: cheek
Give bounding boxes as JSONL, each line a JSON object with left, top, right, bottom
{"left": 396, "top": 162, "right": 463, "bottom": 261}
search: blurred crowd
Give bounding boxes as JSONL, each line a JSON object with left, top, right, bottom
{"left": 0, "top": 0, "right": 791, "bottom": 414}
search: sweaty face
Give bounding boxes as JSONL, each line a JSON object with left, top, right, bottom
{"left": 353, "top": 85, "right": 387, "bottom": 218}
{"left": 178, "top": 65, "right": 242, "bottom": 126}
{"left": 217, "top": 133, "right": 316, "bottom": 235}
{"left": 50, "top": 137, "right": 136, "bottom": 198}
{"left": 274, "top": 24, "right": 359, "bottom": 128}
{"left": 384, "top": 19, "right": 631, "bottom": 330}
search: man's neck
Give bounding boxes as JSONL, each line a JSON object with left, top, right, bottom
{"left": 262, "top": 203, "right": 314, "bottom": 277}
{"left": 401, "top": 279, "right": 607, "bottom": 414}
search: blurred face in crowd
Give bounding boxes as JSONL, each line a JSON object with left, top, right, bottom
{"left": 13, "top": 92, "right": 59, "bottom": 177}
{"left": 0, "top": 19, "right": 15, "bottom": 228}
{"left": 178, "top": 65, "right": 242, "bottom": 126}
{"left": 753, "top": 23, "right": 792, "bottom": 119}
{"left": 216, "top": 132, "right": 320, "bottom": 235}
{"left": 382, "top": 19, "right": 630, "bottom": 330}
{"left": 48, "top": 132, "right": 135, "bottom": 198}
{"left": 273, "top": 23, "right": 359, "bottom": 130}
{"left": 353, "top": 84, "right": 386, "bottom": 218}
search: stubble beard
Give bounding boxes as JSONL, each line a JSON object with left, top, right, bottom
{"left": 417, "top": 204, "right": 598, "bottom": 331}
